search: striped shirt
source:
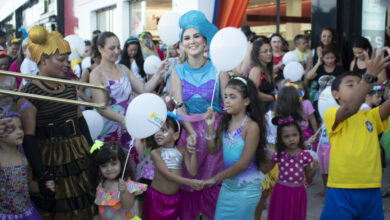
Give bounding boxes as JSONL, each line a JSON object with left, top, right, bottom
{"left": 21, "top": 83, "right": 78, "bottom": 127}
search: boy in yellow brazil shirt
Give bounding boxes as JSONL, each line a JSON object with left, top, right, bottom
{"left": 320, "top": 48, "right": 390, "bottom": 220}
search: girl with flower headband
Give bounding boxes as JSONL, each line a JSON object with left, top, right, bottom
{"left": 143, "top": 114, "right": 202, "bottom": 220}
{"left": 0, "top": 104, "right": 45, "bottom": 219}
{"left": 18, "top": 25, "right": 97, "bottom": 219}
{"left": 90, "top": 141, "right": 146, "bottom": 220}
{"left": 203, "top": 76, "right": 268, "bottom": 219}
{"left": 170, "top": 10, "right": 230, "bottom": 220}
{"left": 266, "top": 114, "right": 319, "bottom": 220}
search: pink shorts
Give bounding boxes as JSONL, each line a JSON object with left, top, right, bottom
{"left": 317, "top": 144, "right": 331, "bottom": 174}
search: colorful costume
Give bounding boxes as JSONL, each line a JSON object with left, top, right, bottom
{"left": 317, "top": 126, "right": 331, "bottom": 174}
{"left": 143, "top": 187, "right": 182, "bottom": 220}
{"left": 97, "top": 64, "right": 132, "bottom": 150}
{"left": 22, "top": 83, "right": 97, "bottom": 219}
{"left": 95, "top": 180, "right": 147, "bottom": 220}
{"left": 214, "top": 116, "right": 264, "bottom": 219}
{"left": 176, "top": 60, "right": 223, "bottom": 220}
{"left": 142, "top": 147, "right": 183, "bottom": 220}
{"left": 268, "top": 150, "right": 313, "bottom": 220}
{"left": 0, "top": 155, "right": 42, "bottom": 220}
{"left": 21, "top": 25, "right": 96, "bottom": 219}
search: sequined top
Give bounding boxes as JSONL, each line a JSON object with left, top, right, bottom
{"left": 222, "top": 116, "right": 264, "bottom": 186}
{"left": 95, "top": 180, "right": 147, "bottom": 220}
{"left": 0, "top": 156, "right": 30, "bottom": 214}
{"left": 161, "top": 147, "right": 183, "bottom": 170}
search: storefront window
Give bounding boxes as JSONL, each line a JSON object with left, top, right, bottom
{"left": 96, "top": 6, "right": 116, "bottom": 32}
{"left": 244, "top": 0, "right": 312, "bottom": 49}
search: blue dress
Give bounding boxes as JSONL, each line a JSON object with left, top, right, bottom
{"left": 214, "top": 116, "right": 264, "bottom": 219}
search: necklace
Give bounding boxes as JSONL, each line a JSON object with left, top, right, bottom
{"left": 41, "top": 81, "right": 62, "bottom": 91}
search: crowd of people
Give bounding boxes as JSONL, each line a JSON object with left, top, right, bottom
{"left": 0, "top": 9, "right": 390, "bottom": 220}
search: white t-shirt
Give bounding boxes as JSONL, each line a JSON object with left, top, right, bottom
{"left": 20, "top": 58, "right": 39, "bottom": 85}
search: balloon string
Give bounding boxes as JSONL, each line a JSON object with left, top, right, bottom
{"left": 121, "top": 139, "right": 135, "bottom": 179}
{"left": 210, "top": 72, "right": 220, "bottom": 108}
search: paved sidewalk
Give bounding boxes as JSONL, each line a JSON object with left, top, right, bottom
{"left": 261, "top": 166, "right": 390, "bottom": 219}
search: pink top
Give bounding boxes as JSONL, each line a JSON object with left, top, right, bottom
{"left": 95, "top": 180, "right": 147, "bottom": 220}
{"left": 272, "top": 150, "right": 313, "bottom": 185}
{"left": 8, "top": 60, "right": 22, "bottom": 89}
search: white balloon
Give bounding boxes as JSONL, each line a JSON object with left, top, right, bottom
{"left": 125, "top": 93, "right": 167, "bottom": 139}
{"left": 158, "top": 12, "right": 181, "bottom": 46}
{"left": 82, "top": 110, "right": 104, "bottom": 140}
{"left": 283, "top": 61, "right": 304, "bottom": 82}
{"left": 307, "top": 150, "right": 318, "bottom": 161}
{"left": 65, "top": 35, "right": 86, "bottom": 61}
{"left": 210, "top": 27, "right": 248, "bottom": 71}
{"left": 81, "top": 56, "right": 91, "bottom": 70}
{"left": 144, "top": 56, "right": 162, "bottom": 75}
{"left": 282, "top": 51, "right": 299, "bottom": 65}
{"left": 318, "top": 86, "right": 339, "bottom": 119}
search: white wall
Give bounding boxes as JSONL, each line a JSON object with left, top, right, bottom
{"left": 75, "top": 0, "right": 131, "bottom": 45}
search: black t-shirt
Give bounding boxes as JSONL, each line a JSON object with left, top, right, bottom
{"left": 313, "top": 64, "right": 344, "bottom": 82}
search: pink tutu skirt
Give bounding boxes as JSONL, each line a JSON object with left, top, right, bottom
{"left": 317, "top": 144, "right": 331, "bottom": 174}
{"left": 268, "top": 182, "right": 307, "bottom": 220}
{"left": 142, "top": 187, "right": 182, "bottom": 220}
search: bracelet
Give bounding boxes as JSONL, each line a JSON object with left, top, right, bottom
{"left": 205, "top": 133, "right": 216, "bottom": 140}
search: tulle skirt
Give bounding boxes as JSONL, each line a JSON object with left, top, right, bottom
{"left": 268, "top": 182, "right": 307, "bottom": 220}
{"left": 32, "top": 136, "right": 97, "bottom": 220}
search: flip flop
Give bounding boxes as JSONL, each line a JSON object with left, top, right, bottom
{"left": 382, "top": 189, "right": 390, "bottom": 198}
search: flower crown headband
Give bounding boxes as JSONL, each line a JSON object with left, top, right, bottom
{"left": 275, "top": 82, "right": 304, "bottom": 101}
{"left": 1, "top": 102, "right": 31, "bottom": 119}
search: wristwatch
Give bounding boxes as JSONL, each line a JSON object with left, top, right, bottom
{"left": 362, "top": 74, "right": 378, "bottom": 84}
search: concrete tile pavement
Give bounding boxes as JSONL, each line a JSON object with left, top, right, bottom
{"left": 260, "top": 166, "right": 390, "bottom": 220}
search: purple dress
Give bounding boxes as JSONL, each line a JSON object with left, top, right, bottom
{"left": 97, "top": 64, "right": 132, "bottom": 149}
{"left": 268, "top": 150, "right": 313, "bottom": 220}
{"left": 175, "top": 60, "right": 223, "bottom": 220}
{"left": 0, "top": 155, "right": 42, "bottom": 219}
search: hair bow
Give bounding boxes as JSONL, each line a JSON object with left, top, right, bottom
{"left": 278, "top": 115, "right": 294, "bottom": 125}
{"left": 90, "top": 140, "right": 104, "bottom": 154}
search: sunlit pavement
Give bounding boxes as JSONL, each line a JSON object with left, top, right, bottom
{"left": 260, "top": 166, "right": 390, "bottom": 220}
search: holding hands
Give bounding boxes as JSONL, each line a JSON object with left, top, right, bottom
{"left": 204, "top": 107, "right": 215, "bottom": 126}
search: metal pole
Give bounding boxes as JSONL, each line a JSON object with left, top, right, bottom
{"left": 276, "top": 0, "right": 280, "bottom": 34}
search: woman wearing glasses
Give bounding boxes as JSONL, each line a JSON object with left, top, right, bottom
{"left": 248, "top": 39, "right": 275, "bottom": 111}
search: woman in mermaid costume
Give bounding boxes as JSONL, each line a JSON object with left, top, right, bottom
{"left": 170, "top": 10, "right": 229, "bottom": 219}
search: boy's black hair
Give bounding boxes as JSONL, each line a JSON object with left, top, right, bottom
{"left": 331, "top": 71, "right": 362, "bottom": 92}
{"left": 294, "top": 34, "right": 308, "bottom": 45}
{"left": 90, "top": 142, "right": 134, "bottom": 183}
